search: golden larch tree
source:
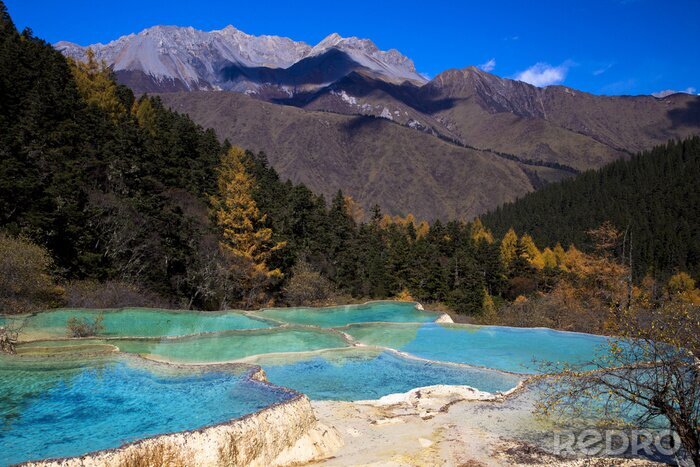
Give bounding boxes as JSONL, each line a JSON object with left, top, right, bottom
{"left": 68, "top": 49, "right": 126, "bottom": 120}
{"left": 519, "top": 233, "right": 544, "bottom": 269}
{"left": 470, "top": 218, "right": 494, "bottom": 244}
{"left": 210, "top": 147, "right": 285, "bottom": 306}
{"left": 499, "top": 228, "right": 518, "bottom": 270}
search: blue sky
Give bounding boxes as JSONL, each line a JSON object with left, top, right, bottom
{"left": 6, "top": 0, "right": 699, "bottom": 96}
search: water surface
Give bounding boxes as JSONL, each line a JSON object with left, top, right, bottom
{"left": 0, "top": 355, "right": 293, "bottom": 466}
{"left": 253, "top": 302, "right": 437, "bottom": 328}
{"left": 258, "top": 348, "right": 522, "bottom": 400}
{"left": 17, "top": 328, "right": 350, "bottom": 364}
{"left": 346, "top": 322, "right": 608, "bottom": 374}
{"left": 16, "top": 308, "right": 272, "bottom": 339}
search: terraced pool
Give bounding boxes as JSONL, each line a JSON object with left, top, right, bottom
{"left": 0, "top": 354, "right": 293, "bottom": 466}
{"left": 1, "top": 301, "right": 611, "bottom": 465}
{"left": 14, "top": 308, "right": 273, "bottom": 339}
{"left": 343, "top": 322, "right": 607, "bottom": 373}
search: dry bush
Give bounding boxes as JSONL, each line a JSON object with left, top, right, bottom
{"left": 67, "top": 314, "right": 105, "bottom": 337}
{"left": 495, "top": 282, "right": 610, "bottom": 334}
{"left": 0, "top": 232, "right": 64, "bottom": 314}
{"left": 283, "top": 261, "right": 338, "bottom": 306}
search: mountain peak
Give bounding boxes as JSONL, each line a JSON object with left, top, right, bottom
{"left": 56, "top": 24, "right": 427, "bottom": 89}
{"left": 317, "top": 32, "right": 343, "bottom": 46}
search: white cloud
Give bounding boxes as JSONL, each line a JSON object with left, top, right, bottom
{"left": 593, "top": 62, "right": 615, "bottom": 76}
{"left": 652, "top": 87, "right": 697, "bottom": 98}
{"left": 479, "top": 58, "right": 496, "bottom": 72}
{"left": 514, "top": 62, "right": 569, "bottom": 87}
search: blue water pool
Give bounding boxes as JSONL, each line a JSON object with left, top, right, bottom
{"left": 0, "top": 355, "right": 293, "bottom": 466}
{"left": 345, "top": 323, "right": 609, "bottom": 374}
{"left": 259, "top": 348, "right": 522, "bottom": 400}
{"left": 253, "top": 301, "right": 438, "bottom": 327}
{"left": 1, "top": 301, "right": 615, "bottom": 464}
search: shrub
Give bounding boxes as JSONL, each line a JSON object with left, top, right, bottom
{"left": 0, "top": 232, "right": 64, "bottom": 314}
{"left": 283, "top": 261, "right": 337, "bottom": 306}
{"left": 67, "top": 315, "right": 105, "bottom": 337}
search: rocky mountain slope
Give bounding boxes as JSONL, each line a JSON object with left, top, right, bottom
{"left": 57, "top": 25, "right": 700, "bottom": 220}
{"left": 56, "top": 25, "right": 426, "bottom": 94}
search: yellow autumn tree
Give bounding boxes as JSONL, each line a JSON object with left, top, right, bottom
{"left": 499, "top": 228, "right": 518, "bottom": 270}
{"left": 519, "top": 234, "right": 544, "bottom": 269}
{"left": 666, "top": 272, "right": 700, "bottom": 304}
{"left": 394, "top": 288, "right": 415, "bottom": 302}
{"left": 553, "top": 243, "right": 567, "bottom": 270}
{"left": 68, "top": 49, "right": 126, "bottom": 120}
{"left": 415, "top": 220, "right": 430, "bottom": 239}
{"left": 470, "top": 218, "right": 494, "bottom": 244}
{"left": 210, "top": 147, "right": 285, "bottom": 307}
{"left": 541, "top": 247, "right": 558, "bottom": 270}
{"left": 131, "top": 97, "right": 158, "bottom": 135}
{"left": 379, "top": 212, "right": 430, "bottom": 239}
{"left": 482, "top": 288, "right": 498, "bottom": 322}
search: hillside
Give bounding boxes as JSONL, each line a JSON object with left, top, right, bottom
{"left": 159, "top": 91, "right": 569, "bottom": 221}
{"left": 482, "top": 137, "right": 700, "bottom": 278}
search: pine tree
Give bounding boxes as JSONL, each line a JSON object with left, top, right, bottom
{"left": 210, "top": 147, "right": 285, "bottom": 306}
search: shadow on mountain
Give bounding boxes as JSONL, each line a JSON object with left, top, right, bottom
{"left": 272, "top": 70, "right": 462, "bottom": 115}
{"left": 667, "top": 97, "right": 700, "bottom": 129}
{"left": 342, "top": 115, "right": 387, "bottom": 133}
{"left": 219, "top": 49, "right": 364, "bottom": 87}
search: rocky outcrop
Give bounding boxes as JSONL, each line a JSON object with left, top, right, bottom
{"left": 434, "top": 313, "right": 454, "bottom": 323}
{"left": 24, "top": 395, "right": 342, "bottom": 467}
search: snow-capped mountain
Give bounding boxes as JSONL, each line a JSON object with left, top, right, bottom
{"left": 56, "top": 25, "right": 426, "bottom": 93}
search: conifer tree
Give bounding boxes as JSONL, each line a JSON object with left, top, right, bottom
{"left": 210, "top": 147, "right": 285, "bottom": 306}
{"left": 68, "top": 49, "right": 126, "bottom": 120}
{"left": 519, "top": 234, "right": 544, "bottom": 269}
{"left": 131, "top": 96, "right": 158, "bottom": 135}
{"left": 499, "top": 228, "right": 518, "bottom": 271}
{"left": 470, "top": 218, "right": 494, "bottom": 244}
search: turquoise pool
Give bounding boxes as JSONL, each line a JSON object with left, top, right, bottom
{"left": 1, "top": 301, "right": 613, "bottom": 464}
{"left": 253, "top": 301, "right": 438, "bottom": 327}
{"left": 15, "top": 308, "right": 272, "bottom": 339}
{"left": 345, "top": 322, "right": 608, "bottom": 374}
{"left": 258, "top": 348, "right": 522, "bottom": 400}
{"left": 0, "top": 355, "right": 294, "bottom": 466}
{"left": 17, "top": 328, "right": 350, "bottom": 363}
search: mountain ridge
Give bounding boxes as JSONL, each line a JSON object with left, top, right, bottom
{"left": 56, "top": 24, "right": 426, "bottom": 93}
